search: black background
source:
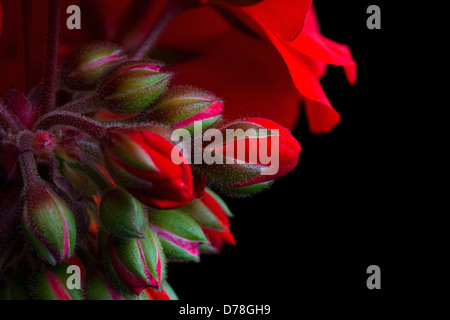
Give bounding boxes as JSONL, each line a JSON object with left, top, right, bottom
{"left": 167, "top": 0, "right": 423, "bottom": 308}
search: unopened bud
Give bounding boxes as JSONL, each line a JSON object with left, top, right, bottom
{"left": 61, "top": 41, "right": 124, "bottom": 90}
{"left": 22, "top": 183, "right": 77, "bottom": 265}
{"left": 100, "top": 188, "right": 145, "bottom": 239}
{"left": 97, "top": 60, "right": 170, "bottom": 114}
{"left": 147, "top": 87, "right": 223, "bottom": 134}
{"left": 149, "top": 209, "right": 207, "bottom": 262}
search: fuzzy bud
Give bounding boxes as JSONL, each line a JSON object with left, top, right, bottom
{"left": 61, "top": 41, "right": 124, "bottom": 90}
{"left": 103, "top": 225, "right": 166, "bottom": 295}
{"left": 84, "top": 270, "right": 138, "bottom": 300}
{"left": 100, "top": 188, "right": 145, "bottom": 239}
{"left": 181, "top": 188, "right": 235, "bottom": 253}
{"left": 21, "top": 183, "right": 77, "bottom": 265}
{"left": 200, "top": 118, "right": 301, "bottom": 195}
{"left": 97, "top": 60, "right": 170, "bottom": 114}
{"left": 147, "top": 87, "right": 223, "bottom": 134}
{"left": 32, "top": 131, "right": 55, "bottom": 154}
{"left": 149, "top": 209, "right": 207, "bottom": 262}
{"left": 30, "top": 263, "right": 83, "bottom": 300}
{"left": 102, "top": 127, "right": 194, "bottom": 209}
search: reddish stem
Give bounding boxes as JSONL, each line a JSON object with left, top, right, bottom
{"left": 41, "top": 0, "right": 60, "bottom": 115}
{"left": 17, "top": 130, "right": 42, "bottom": 189}
{"left": 132, "top": 0, "right": 193, "bottom": 58}
{"left": 35, "top": 111, "right": 108, "bottom": 138}
{"left": 22, "top": 0, "right": 34, "bottom": 93}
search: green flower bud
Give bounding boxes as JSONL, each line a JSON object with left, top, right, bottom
{"left": 149, "top": 209, "right": 207, "bottom": 262}
{"left": 30, "top": 263, "right": 83, "bottom": 300}
{"left": 22, "top": 183, "right": 77, "bottom": 265}
{"left": 97, "top": 60, "right": 171, "bottom": 114}
{"left": 100, "top": 188, "right": 145, "bottom": 239}
{"left": 61, "top": 41, "right": 124, "bottom": 90}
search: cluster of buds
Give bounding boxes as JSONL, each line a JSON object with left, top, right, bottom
{"left": 0, "top": 40, "right": 301, "bottom": 300}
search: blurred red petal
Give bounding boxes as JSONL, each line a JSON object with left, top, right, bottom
{"left": 159, "top": 6, "right": 231, "bottom": 48}
{"left": 239, "top": 0, "right": 312, "bottom": 41}
{"left": 161, "top": 8, "right": 300, "bottom": 129}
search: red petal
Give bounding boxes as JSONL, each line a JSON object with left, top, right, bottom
{"left": 162, "top": 15, "right": 300, "bottom": 129}
{"left": 289, "top": 7, "right": 357, "bottom": 84}
{"left": 239, "top": 0, "right": 312, "bottom": 41}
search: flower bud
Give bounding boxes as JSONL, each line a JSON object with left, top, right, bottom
{"left": 181, "top": 188, "right": 235, "bottom": 253}
{"left": 104, "top": 225, "right": 166, "bottom": 295}
{"left": 97, "top": 60, "right": 170, "bottom": 114}
{"left": 200, "top": 118, "right": 301, "bottom": 195}
{"left": 84, "top": 270, "right": 138, "bottom": 300}
{"left": 61, "top": 41, "right": 124, "bottom": 90}
{"left": 147, "top": 87, "right": 223, "bottom": 134}
{"left": 139, "top": 282, "right": 178, "bottom": 300}
{"left": 149, "top": 209, "right": 207, "bottom": 262}
{"left": 30, "top": 263, "right": 83, "bottom": 300}
{"left": 22, "top": 183, "right": 77, "bottom": 265}
{"left": 32, "top": 131, "right": 55, "bottom": 154}
{"left": 100, "top": 188, "right": 145, "bottom": 239}
{"left": 102, "top": 127, "right": 194, "bottom": 209}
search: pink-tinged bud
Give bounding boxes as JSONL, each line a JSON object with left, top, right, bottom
{"left": 147, "top": 87, "right": 223, "bottom": 134}
{"left": 181, "top": 188, "right": 235, "bottom": 253}
{"left": 103, "top": 225, "right": 166, "bottom": 295}
{"left": 84, "top": 270, "right": 138, "bottom": 300}
{"left": 32, "top": 131, "right": 55, "bottom": 154}
{"left": 61, "top": 41, "right": 124, "bottom": 90}
{"left": 139, "top": 282, "right": 178, "bottom": 300}
{"left": 5, "top": 88, "right": 38, "bottom": 129}
{"left": 21, "top": 182, "right": 77, "bottom": 265}
{"left": 102, "top": 127, "right": 194, "bottom": 209}
{"left": 30, "top": 263, "right": 83, "bottom": 300}
{"left": 149, "top": 209, "right": 207, "bottom": 262}
{"left": 201, "top": 118, "right": 301, "bottom": 195}
{"left": 97, "top": 60, "right": 170, "bottom": 114}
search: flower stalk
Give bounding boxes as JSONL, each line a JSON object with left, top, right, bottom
{"left": 41, "top": 0, "right": 60, "bottom": 115}
{"left": 132, "top": 0, "right": 193, "bottom": 58}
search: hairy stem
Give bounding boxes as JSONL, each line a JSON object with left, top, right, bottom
{"left": 132, "top": 0, "right": 192, "bottom": 58}
{"left": 59, "top": 95, "right": 100, "bottom": 114}
{"left": 35, "top": 111, "right": 108, "bottom": 138}
{"left": 17, "top": 130, "right": 41, "bottom": 189}
{"left": 22, "top": 0, "right": 34, "bottom": 93}
{"left": 41, "top": 0, "right": 60, "bottom": 115}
